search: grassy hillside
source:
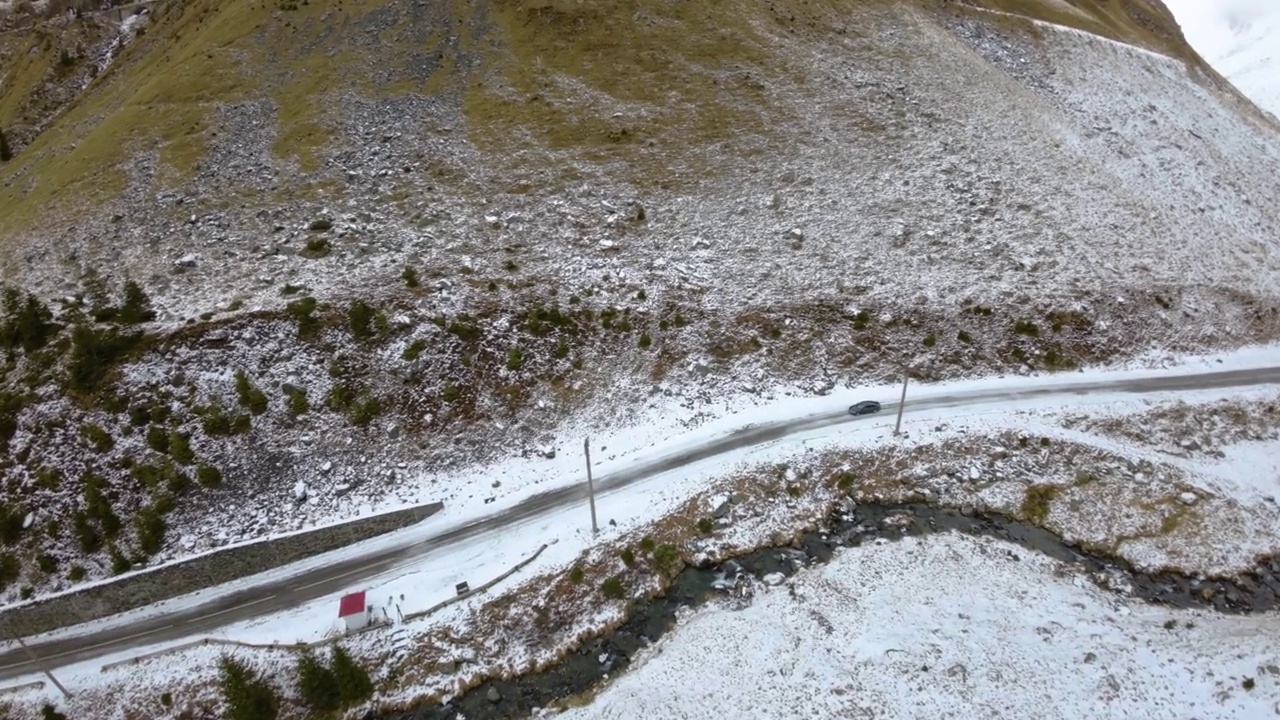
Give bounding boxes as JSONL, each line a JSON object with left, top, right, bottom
{"left": 0, "top": 13, "right": 117, "bottom": 146}
{"left": 0, "top": 0, "right": 1216, "bottom": 233}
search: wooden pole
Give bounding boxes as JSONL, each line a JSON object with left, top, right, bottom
{"left": 584, "top": 438, "right": 599, "bottom": 534}
{"left": 893, "top": 372, "right": 909, "bottom": 436}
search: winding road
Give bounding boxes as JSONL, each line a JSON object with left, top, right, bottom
{"left": 2, "top": 363, "right": 1280, "bottom": 680}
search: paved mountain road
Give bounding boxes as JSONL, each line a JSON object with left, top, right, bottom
{"left": 2, "top": 364, "right": 1279, "bottom": 679}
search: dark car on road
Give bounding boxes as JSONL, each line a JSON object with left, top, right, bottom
{"left": 848, "top": 400, "right": 882, "bottom": 416}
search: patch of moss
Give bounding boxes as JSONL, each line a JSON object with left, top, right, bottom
{"left": 1019, "top": 483, "right": 1060, "bottom": 524}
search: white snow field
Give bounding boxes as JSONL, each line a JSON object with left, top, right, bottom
{"left": 557, "top": 532, "right": 1280, "bottom": 720}
{"left": 1164, "top": 0, "right": 1280, "bottom": 118}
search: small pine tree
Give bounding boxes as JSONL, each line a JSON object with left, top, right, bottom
{"left": 234, "top": 370, "right": 269, "bottom": 414}
{"left": 80, "top": 268, "right": 115, "bottom": 321}
{"left": 118, "top": 280, "right": 156, "bottom": 324}
{"left": 286, "top": 296, "right": 321, "bottom": 339}
{"left": 347, "top": 300, "right": 376, "bottom": 341}
{"left": 108, "top": 543, "right": 132, "bottom": 574}
{"left": 197, "top": 464, "right": 223, "bottom": 487}
{"left": 35, "top": 553, "right": 57, "bottom": 574}
{"left": 218, "top": 655, "right": 280, "bottom": 720}
{"left": 330, "top": 645, "right": 374, "bottom": 707}
{"left": 401, "top": 338, "right": 427, "bottom": 361}
{"left": 0, "top": 504, "right": 24, "bottom": 545}
{"left": 0, "top": 129, "right": 11, "bottom": 162}
{"left": 165, "top": 463, "right": 192, "bottom": 496}
{"left": 506, "top": 346, "right": 523, "bottom": 371}
{"left": 169, "top": 430, "right": 195, "bottom": 464}
{"left": 349, "top": 396, "right": 381, "bottom": 427}
{"left": 72, "top": 511, "right": 101, "bottom": 553}
{"left": 653, "top": 544, "right": 684, "bottom": 577}
{"left": 67, "top": 322, "right": 143, "bottom": 392}
{"left": 135, "top": 505, "right": 166, "bottom": 556}
{"left": 0, "top": 552, "right": 19, "bottom": 590}
{"left": 146, "top": 424, "right": 170, "bottom": 454}
{"left": 83, "top": 474, "right": 121, "bottom": 537}
{"left": 1, "top": 289, "right": 58, "bottom": 352}
{"left": 82, "top": 423, "right": 115, "bottom": 453}
{"left": 283, "top": 385, "right": 309, "bottom": 417}
{"left": 295, "top": 651, "right": 340, "bottom": 712}
{"left": 601, "top": 576, "right": 626, "bottom": 600}
{"left": 39, "top": 704, "right": 67, "bottom": 720}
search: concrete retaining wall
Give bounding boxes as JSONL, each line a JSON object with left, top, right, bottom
{"left": 0, "top": 501, "right": 443, "bottom": 637}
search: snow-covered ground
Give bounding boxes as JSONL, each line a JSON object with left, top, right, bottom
{"left": 556, "top": 532, "right": 1280, "bottom": 720}
{"left": 120, "top": 340, "right": 1280, "bottom": 578}
{"left": 3, "top": 346, "right": 1280, "bottom": 718}
{"left": 13, "top": 341, "right": 1280, "bottom": 631}
{"left": 1163, "top": 0, "right": 1280, "bottom": 118}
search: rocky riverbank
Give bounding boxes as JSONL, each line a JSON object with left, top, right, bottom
{"left": 376, "top": 501, "right": 1280, "bottom": 720}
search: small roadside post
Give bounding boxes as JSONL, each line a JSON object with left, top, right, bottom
{"left": 583, "top": 438, "right": 599, "bottom": 534}
{"left": 893, "top": 371, "right": 909, "bottom": 436}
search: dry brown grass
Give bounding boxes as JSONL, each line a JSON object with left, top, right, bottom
{"left": 0, "top": 0, "right": 1210, "bottom": 234}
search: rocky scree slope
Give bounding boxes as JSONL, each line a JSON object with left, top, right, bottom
{"left": 0, "top": 0, "right": 1278, "bottom": 605}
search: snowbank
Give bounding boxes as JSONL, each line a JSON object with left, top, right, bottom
{"left": 558, "top": 532, "right": 1280, "bottom": 720}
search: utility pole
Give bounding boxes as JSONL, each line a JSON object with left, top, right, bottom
{"left": 893, "top": 371, "right": 909, "bottom": 436}
{"left": 10, "top": 629, "right": 70, "bottom": 699}
{"left": 583, "top": 438, "right": 599, "bottom": 534}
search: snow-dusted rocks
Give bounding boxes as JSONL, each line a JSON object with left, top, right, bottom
{"left": 761, "top": 572, "right": 786, "bottom": 586}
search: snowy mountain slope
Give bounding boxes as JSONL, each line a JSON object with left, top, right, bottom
{"left": 1163, "top": 0, "right": 1280, "bottom": 118}
{"left": 0, "top": 0, "right": 1279, "bottom": 629}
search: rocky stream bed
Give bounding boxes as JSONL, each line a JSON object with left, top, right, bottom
{"left": 376, "top": 501, "right": 1280, "bottom": 720}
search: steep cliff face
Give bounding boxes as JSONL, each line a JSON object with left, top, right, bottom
{"left": 0, "top": 0, "right": 1277, "bottom": 607}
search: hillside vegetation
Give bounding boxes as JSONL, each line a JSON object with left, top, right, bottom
{"left": 0, "top": 0, "right": 1256, "bottom": 241}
